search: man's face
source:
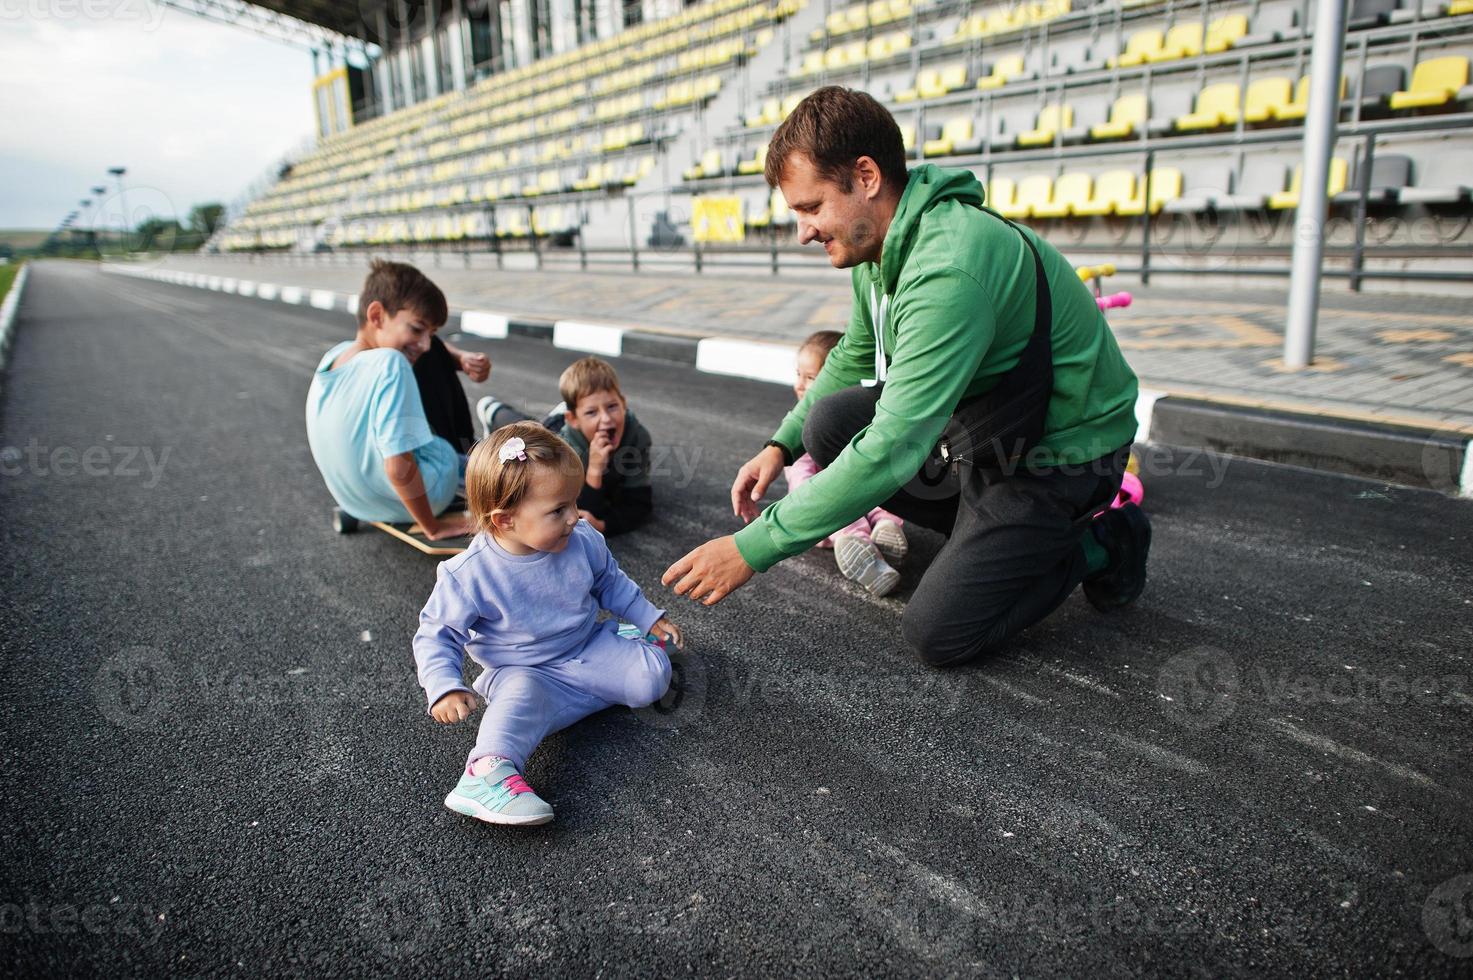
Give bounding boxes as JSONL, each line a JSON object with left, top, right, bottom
{"left": 779, "top": 151, "right": 889, "bottom": 269}
{"left": 367, "top": 302, "right": 437, "bottom": 362}
{"left": 565, "top": 388, "right": 627, "bottom": 449}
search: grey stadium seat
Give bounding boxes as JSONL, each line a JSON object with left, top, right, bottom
{"left": 1333, "top": 154, "right": 1411, "bottom": 205}
{"left": 1147, "top": 87, "right": 1197, "bottom": 138}
{"left": 1349, "top": 0, "right": 1402, "bottom": 30}
{"left": 1358, "top": 64, "right": 1407, "bottom": 116}
{"left": 1215, "top": 156, "right": 1287, "bottom": 211}
{"left": 1240, "top": 5, "right": 1300, "bottom": 46}
{"left": 1163, "top": 162, "right": 1236, "bottom": 213}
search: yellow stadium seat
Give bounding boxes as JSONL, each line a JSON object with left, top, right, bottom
{"left": 1175, "top": 83, "right": 1240, "bottom": 130}
{"left": 1241, "top": 77, "right": 1295, "bottom": 123}
{"left": 800, "top": 51, "right": 825, "bottom": 76}
{"left": 769, "top": 188, "right": 794, "bottom": 227}
{"left": 896, "top": 68, "right": 939, "bottom": 102}
{"left": 682, "top": 150, "right": 721, "bottom": 181}
{"left": 938, "top": 63, "right": 968, "bottom": 93}
{"left": 898, "top": 124, "right": 916, "bottom": 151}
{"left": 975, "top": 55, "right": 1025, "bottom": 90}
{"left": 1388, "top": 56, "right": 1469, "bottom": 110}
{"left": 947, "top": 13, "right": 985, "bottom": 43}
{"left": 1150, "top": 22, "right": 1203, "bottom": 63}
{"left": 1090, "top": 93, "right": 1146, "bottom": 140}
{"left": 1276, "top": 74, "right": 1347, "bottom": 122}
{"left": 1451, "top": 0, "right": 1472, "bottom": 13}
{"left": 1205, "top": 13, "right": 1248, "bottom": 53}
{"left": 1032, "top": 172, "right": 1092, "bottom": 218}
{"left": 746, "top": 98, "right": 780, "bottom": 127}
{"left": 1268, "top": 158, "right": 1349, "bottom": 210}
{"left": 1111, "top": 29, "right": 1163, "bottom": 68}
{"left": 1073, "top": 170, "right": 1136, "bottom": 216}
{"left": 1002, "top": 175, "right": 1051, "bottom": 219}
{"left": 781, "top": 93, "right": 803, "bottom": 118}
{"left": 1016, "top": 104, "right": 1074, "bottom": 147}
{"left": 987, "top": 176, "right": 1017, "bottom": 213}
{"left": 737, "top": 144, "right": 768, "bottom": 175}
{"left": 923, "top": 117, "right": 973, "bottom": 157}
{"left": 1116, "top": 167, "right": 1183, "bottom": 216}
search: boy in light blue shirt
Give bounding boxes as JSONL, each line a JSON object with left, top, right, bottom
{"left": 306, "top": 260, "right": 482, "bottom": 539}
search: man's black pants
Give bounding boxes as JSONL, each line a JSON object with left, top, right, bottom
{"left": 413, "top": 336, "right": 477, "bottom": 455}
{"left": 803, "top": 385, "right": 1130, "bottom": 667}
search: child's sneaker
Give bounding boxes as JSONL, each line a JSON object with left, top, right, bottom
{"left": 870, "top": 518, "right": 908, "bottom": 566}
{"left": 539, "top": 401, "right": 568, "bottom": 431}
{"left": 444, "top": 757, "right": 553, "bottom": 826}
{"left": 475, "top": 396, "right": 504, "bottom": 440}
{"left": 833, "top": 534, "right": 900, "bottom": 598}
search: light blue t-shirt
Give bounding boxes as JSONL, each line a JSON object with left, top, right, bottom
{"left": 305, "top": 341, "right": 459, "bottom": 523}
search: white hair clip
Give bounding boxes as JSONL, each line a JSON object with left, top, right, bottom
{"left": 498, "top": 437, "right": 528, "bottom": 463}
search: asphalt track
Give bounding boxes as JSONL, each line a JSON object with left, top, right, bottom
{"left": 1, "top": 260, "right": 1471, "bottom": 977}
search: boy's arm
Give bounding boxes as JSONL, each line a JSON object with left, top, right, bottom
{"left": 413, "top": 570, "right": 478, "bottom": 712}
{"left": 385, "top": 451, "right": 469, "bottom": 539}
{"left": 579, "top": 419, "right": 654, "bottom": 535}
{"left": 585, "top": 526, "right": 664, "bottom": 634}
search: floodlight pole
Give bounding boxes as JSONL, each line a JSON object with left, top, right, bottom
{"left": 1282, "top": 0, "right": 1347, "bottom": 370}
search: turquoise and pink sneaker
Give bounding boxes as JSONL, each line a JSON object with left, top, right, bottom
{"left": 444, "top": 757, "right": 554, "bottom": 826}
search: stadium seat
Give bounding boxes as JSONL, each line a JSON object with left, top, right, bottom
{"left": 1204, "top": 13, "right": 1249, "bottom": 53}
{"left": 683, "top": 150, "right": 722, "bottom": 181}
{"left": 1333, "top": 154, "right": 1412, "bottom": 205}
{"left": 1388, "top": 56, "right": 1469, "bottom": 109}
{"left": 896, "top": 68, "right": 940, "bottom": 102}
{"left": 1175, "top": 83, "right": 1241, "bottom": 130}
{"left": 923, "top": 117, "right": 979, "bottom": 156}
{"left": 1163, "top": 163, "right": 1235, "bottom": 213}
{"left": 737, "top": 144, "right": 768, "bottom": 175}
{"left": 799, "top": 51, "right": 825, "bottom": 76}
{"left": 1240, "top": 6, "right": 1300, "bottom": 46}
{"left": 1276, "top": 74, "right": 1349, "bottom": 122}
{"left": 746, "top": 98, "right": 781, "bottom": 127}
{"left": 987, "top": 175, "right": 1018, "bottom": 213}
{"left": 1349, "top": 0, "right": 1401, "bottom": 30}
{"left": 769, "top": 187, "right": 794, "bottom": 228}
{"left": 1268, "top": 158, "right": 1350, "bottom": 209}
{"left": 1358, "top": 64, "right": 1409, "bottom": 116}
{"left": 1117, "top": 167, "right": 1183, "bottom": 215}
{"left": 1017, "top": 104, "right": 1074, "bottom": 147}
{"left": 975, "top": 55, "right": 1025, "bottom": 90}
{"left": 1149, "top": 22, "right": 1204, "bottom": 63}
{"left": 1215, "top": 157, "right": 1287, "bottom": 210}
{"left": 1002, "top": 175, "right": 1053, "bottom": 218}
{"left": 1451, "top": 0, "right": 1473, "bottom": 14}
{"left": 1090, "top": 93, "right": 1147, "bottom": 140}
{"left": 781, "top": 93, "right": 803, "bottom": 119}
{"left": 1241, "top": 77, "right": 1296, "bottom": 123}
{"left": 1073, "top": 169, "right": 1135, "bottom": 216}
{"left": 1032, "top": 173, "right": 1092, "bottom": 218}
{"left": 1111, "top": 29, "right": 1164, "bottom": 68}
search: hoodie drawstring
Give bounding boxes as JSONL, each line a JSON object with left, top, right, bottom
{"left": 864, "top": 283, "right": 889, "bottom": 388}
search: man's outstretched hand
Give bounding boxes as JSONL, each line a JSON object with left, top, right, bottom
{"left": 662, "top": 535, "right": 755, "bottom": 606}
{"left": 731, "top": 445, "right": 786, "bottom": 523}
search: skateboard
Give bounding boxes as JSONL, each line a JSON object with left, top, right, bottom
{"left": 331, "top": 507, "right": 475, "bottom": 556}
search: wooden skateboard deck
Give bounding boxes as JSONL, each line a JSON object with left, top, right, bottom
{"left": 333, "top": 506, "right": 474, "bottom": 556}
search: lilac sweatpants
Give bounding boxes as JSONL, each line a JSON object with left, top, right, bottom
{"left": 468, "top": 621, "right": 671, "bottom": 771}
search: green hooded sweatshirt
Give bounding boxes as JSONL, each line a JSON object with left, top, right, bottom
{"left": 733, "top": 164, "right": 1140, "bottom": 573}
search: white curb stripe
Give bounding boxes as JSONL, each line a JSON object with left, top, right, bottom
{"left": 207, "top": 276, "right": 222, "bottom": 290}
{"left": 308, "top": 289, "right": 336, "bottom": 310}
{"left": 236, "top": 280, "right": 257, "bottom": 297}
{"left": 553, "top": 320, "right": 624, "bottom": 356}
{"left": 695, "top": 337, "right": 798, "bottom": 386}
{"left": 279, "top": 286, "right": 304, "bottom": 305}
{"left": 1461, "top": 439, "right": 1473, "bottom": 500}
{"left": 1134, "top": 388, "right": 1166, "bottom": 444}
{"left": 461, "top": 310, "right": 509, "bottom": 339}
{"left": 347, "top": 294, "right": 358, "bottom": 316}
{"left": 221, "top": 278, "right": 237, "bottom": 294}
{"left": 256, "top": 283, "right": 279, "bottom": 301}
{"left": 0, "top": 264, "right": 31, "bottom": 370}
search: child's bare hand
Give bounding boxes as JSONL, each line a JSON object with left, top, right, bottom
{"left": 431, "top": 691, "right": 477, "bottom": 723}
{"left": 588, "top": 429, "right": 615, "bottom": 471}
{"left": 578, "top": 510, "right": 607, "bottom": 533}
{"left": 650, "top": 616, "right": 685, "bottom": 649}
{"left": 457, "top": 350, "right": 491, "bottom": 383}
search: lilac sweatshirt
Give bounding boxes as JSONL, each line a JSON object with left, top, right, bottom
{"left": 413, "top": 519, "right": 665, "bottom": 712}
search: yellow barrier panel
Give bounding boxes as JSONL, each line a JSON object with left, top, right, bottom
{"left": 693, "top": 195, "right": 744, "bottom": 243}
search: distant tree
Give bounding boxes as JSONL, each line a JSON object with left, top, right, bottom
{"left": 136, "top": 218, "right": 186, "bottom": 251}
{"left": 189, "top": 203, "right": 225, "bottom": 236}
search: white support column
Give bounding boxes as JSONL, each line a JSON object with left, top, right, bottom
{"left": 1283, "top": 0, "right": 1348, "bottom": 370}
{"left": 549, "top": 0, "right": 575, "bottom": 52}
{"left": 448, "top": 0, "right": 468, "bottom": 90}
{"left": 509, "top": 0, "right": 533, "bottom": 68}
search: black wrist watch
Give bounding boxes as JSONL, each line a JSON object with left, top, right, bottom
{"left": 763, "top": 440, "right": 794, "bottom": 466}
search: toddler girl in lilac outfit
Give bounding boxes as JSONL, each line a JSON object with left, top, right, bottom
{"left": 413, "top": 422, "right": 683, "bottom": 826}
{"left": 786, "top": 331, "right": 909, "bottom": 598}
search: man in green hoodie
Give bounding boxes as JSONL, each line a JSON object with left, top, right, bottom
{"left": 663, "top": 87, "right": 1151, "bottom": 667}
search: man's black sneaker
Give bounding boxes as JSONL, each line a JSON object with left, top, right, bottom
{"left": 1083, "top": 502, "right": 1151, "bottom": 612}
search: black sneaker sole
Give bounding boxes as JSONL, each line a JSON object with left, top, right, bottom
{"left": 1084, "top": 503, "right": 1152, "bottom": 612}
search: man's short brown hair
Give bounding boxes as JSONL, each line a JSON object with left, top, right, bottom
{"left": 559, "top": 356, "right": 625, "bottom": 411}
{"left": 764, "top": 86, "right": 909, "bottom": 193}
{"left": 357, "top": 259, "right": 448, "bottom": 328}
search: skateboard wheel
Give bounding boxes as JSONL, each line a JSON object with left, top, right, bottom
{"left": 332, "top": 508, "right": 360, "bottom": 534}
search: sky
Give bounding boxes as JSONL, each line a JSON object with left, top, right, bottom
{"left": 0, "top": 1, "right": 319, "bottom": 231}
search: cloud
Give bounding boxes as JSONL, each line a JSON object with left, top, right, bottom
{"left": 0, "top": 6, "right": 316, "bottom": 228}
